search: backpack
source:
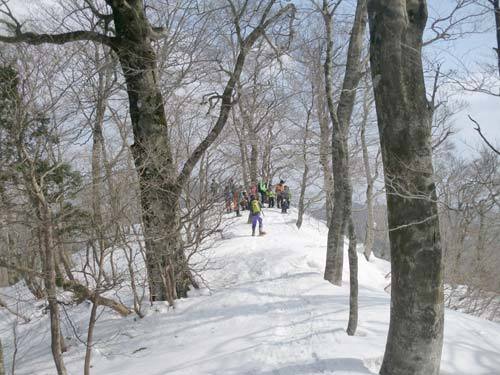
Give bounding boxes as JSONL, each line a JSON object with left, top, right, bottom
{"left": 251, "top": 200, "right": 261, "bottom": 214}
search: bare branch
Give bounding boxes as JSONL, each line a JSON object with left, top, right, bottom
{"left": 468, "top": 115, "right": 500, "bottom": 155}
{"left": 0, "top": 30, "right": 116, "bottom": 49}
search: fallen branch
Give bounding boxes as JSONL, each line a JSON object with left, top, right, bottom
{"left": 62, "top": 280, "right": 131, "bottom": 317}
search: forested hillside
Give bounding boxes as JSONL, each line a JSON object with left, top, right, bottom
{"left": 0, "top": 1, "right": 499, "bottom": 374}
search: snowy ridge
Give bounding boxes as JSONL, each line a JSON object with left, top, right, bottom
{"left": 1, "top": 209, "right": 500, "bottom": 374}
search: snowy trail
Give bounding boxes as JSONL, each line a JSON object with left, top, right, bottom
{"left": 2, "top": 209, "right": 500, "bottom": 374}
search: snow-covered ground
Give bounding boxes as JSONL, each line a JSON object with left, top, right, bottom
{"left": 1, "top": 209, "right": 500, "bottom": 374}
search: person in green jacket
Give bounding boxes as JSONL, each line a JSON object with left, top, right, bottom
{"left": 258, "top": 180, "right": 267, "bottom": 204}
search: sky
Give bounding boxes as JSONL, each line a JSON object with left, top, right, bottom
{"left": 424, "top": 0, "right": 500, "bottom": 157}
{"left": 3, "top": 0, "right": 500, "bottom": 158}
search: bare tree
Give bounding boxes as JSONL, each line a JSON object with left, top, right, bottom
{"left": 0, "top": 65, "right": 68, "bottom": 375}
{"left": 0, "top": 0, "right": 295, "bottom": 303}
{"left": 368, "top": 0, "right": 444, "bottom": 374}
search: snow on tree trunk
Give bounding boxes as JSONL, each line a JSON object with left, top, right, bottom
{"left": 368, "top": 1, "right": 444, "bottom": 374}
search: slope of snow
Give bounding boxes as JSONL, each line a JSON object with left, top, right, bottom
{"left": 1, "top": 209, "right": 500, "bottom": 374}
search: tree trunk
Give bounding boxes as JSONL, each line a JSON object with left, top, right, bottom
{"left": 322, "top": 1, "right": 345, "bottom": 286}
{"left": 296, "top": 103, "right": 313, "bottom": 229}
{"left": 475, "top": 209, "right": 486, "bottom": 279}
{"left": 40, "top": 205, "right": 67, "bottom": 375}
{"left": 360, "top": 84, "right": 377, "bottom": 261}
{"left": 323, "top": 0, "right": 367, "bottom": 286}
{"left": 108, "top": 1, "right": 185, "bottom": 303}
{"left": 296, "top": 162, "right": 309, "bottom": 229}
{"left": 232, "top": 109, "right": 250, "bottom": 188}
{"left": 494, "top": 0, "right": 500, "bottom": 76}
{"left": 346, "top": 216, "right": 358, "bottom": 335}
{"left": 0, "top": 338, "right": 5, "bottom": 375}
{"left": 249, "top": 130, "right": 259, "bottom": 185}
{"left": 84, "top": 301, "right": 98, "bottom": 375}
{"left": 316, "top": 88, "right": 334, "bottom": 227}
{"left": 368, "top": 1, "right": 444, "bottom": 374}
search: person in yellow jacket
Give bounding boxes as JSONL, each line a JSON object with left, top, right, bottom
{"left": 250, "top": 196, "right": 266, "bottom": 236}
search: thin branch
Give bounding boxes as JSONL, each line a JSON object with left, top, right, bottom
{"left": 468, "top": 115, "right": 500, "bottom": 155}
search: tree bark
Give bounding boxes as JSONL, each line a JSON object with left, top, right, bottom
{"left": 368, "top": 1, "right": 444, "bottom": 374}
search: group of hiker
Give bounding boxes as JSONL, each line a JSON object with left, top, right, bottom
{"left": 213, "top": 178, "right": 292, "bottom": 236}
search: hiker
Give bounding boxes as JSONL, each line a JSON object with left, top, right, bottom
{"left": 249, "top": 182, "right": 258, "bottom": 198}
{"left": 240, "top": 191, "right": 249, "bottom": 211}
{"left": 275, "top": 180, "right": 285, "bottom": 208}
{"left": 210, "top": 178, "right": 219, "bottom": 197}
{"left": 224, "top": 178, "right": 235, "bottom": 213}
{"left": 281, "top": 185, "right": 291, "bottom": 214}
{"left": 258, "top": 180, "right": 267, "bottom": 204}
{"left": 233, "top": 185, "right": 242, "bottom": 217}
{"left": 266, "top": 187, "right": 275, "bottom": 208}
{"left": 250, "top": 195, "right": 266, "bottom": 236}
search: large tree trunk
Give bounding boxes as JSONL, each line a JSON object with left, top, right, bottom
{"left": 323, "top": 0, "right": 367, "bottom": 286}
{"left": 109, "top": 1, "right": 186, "bottom": 303}
{"left": 368, "top": 1, "right": 444, "bottom": 374}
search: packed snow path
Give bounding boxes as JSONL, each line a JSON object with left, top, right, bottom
{"left": 1, "top": 209, "right": 500, "bottom": 374}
